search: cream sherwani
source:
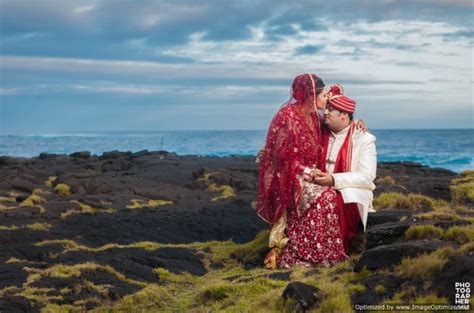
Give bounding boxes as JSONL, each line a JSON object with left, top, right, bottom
{"left": 325, "top": 126, "right": 377, "bottom": 231}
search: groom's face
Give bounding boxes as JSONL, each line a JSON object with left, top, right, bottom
{"left": 324, "top": 106, "right": 346, "bottom": 130}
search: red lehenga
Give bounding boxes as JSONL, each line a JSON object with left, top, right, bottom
{"left": 278, "top": 177, "right": 348, "bottom": 268}
{"left": 257, "top": 74, "right": 348, "bottom": 268}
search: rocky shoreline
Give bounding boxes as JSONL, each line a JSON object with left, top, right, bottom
{"left": 0, "top": 150, "right": 472, "bottom": 312}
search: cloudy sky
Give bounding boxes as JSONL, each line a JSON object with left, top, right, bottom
{"left": 0, "top": 0, "right": 472, "bottom": 133}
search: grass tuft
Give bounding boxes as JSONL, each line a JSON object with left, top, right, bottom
{"left": 20, "top": 194, "right": 46, "bottom": 207}
{"left": 61, "top": 200, "right": 116, "bottom": 218}
{"left": 348, "top": 283, "right": 366, "bottom": 294}
{"left": 1, "top": 223, "right": 52, "bottom": 232}
{"left": 404, "top": 225, "right": 444, "bottom": 240}
{"left": 313, "top": 279, "right": 352, "bottom": 313}
{"left": 0, "top": 224, "right": 20, "bottom": 231}
{"left": 41, "top": 303, "right": 83, "bottom": 313}
{"left": 24, "top": 262, "right": 147, "bottom": 288}
{"left": 375, "top": 284, "right": 385, "bottom": 294}
{"left": 197, "top": 284, "right": 233, "bottom": 303}
{"left": 54, "top": 183, "right": 71, "bottom": 197}
{"left": 208, "top": 183, "right": 236, "bottom": 201}
{"left": 450, "top": 170, "right": 474, "bottom": 205}
{"left": 213, "top": 230, "right": 269, "bottom": 267}
{"left": 373, "top": 192, "right": 436, "bottom": 211}
{"left": 90, "top": 284, "right": 177, "bottom": 312}
{"left": 395, "top": 247, "right": 455, "bottom": 280}
{"left": 443, "top": 225, "right": 474, "bottom": 244}
{"left": 0, "top": 196, "right": 17, "bottom": 203}
{"left": 45, "top": 176, "right": 58, "bottom": 188}
{"left": 197, "top": 171, "right": 236, "bottom": 201}
{"left": 26, "top": 223, "right": 52, "bottom": 231}
{"left": 459, "top": 241, "right": 474, "bottom": 255}
{"left": 376, "top": 176, "right": 397, "bottom": 185}
{"left": 126, "top": 199, "right": 173, "bottom": 209}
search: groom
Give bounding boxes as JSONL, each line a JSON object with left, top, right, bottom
{"left": 310, "top": 84, "right": 377, "bottom": 253}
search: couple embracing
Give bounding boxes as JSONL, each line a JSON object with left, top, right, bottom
{"left": 257, "top": 73, "right": 377, "bottom": 269}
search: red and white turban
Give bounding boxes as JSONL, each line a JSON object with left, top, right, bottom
{"left": 328, "top": 84, "right": 356, "bottom": 113}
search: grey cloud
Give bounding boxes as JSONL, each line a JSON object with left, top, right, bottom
{"left": 295, "top": 45, "right": 323, "bottom": 55}
{"left": 442, "top": 30, "right": 474, "bottom": 42}
{"left": 1, "top": 0, "right": 470, "bottom": 45}
{"left": 336, "top": 39, "right": 423, "bottom": 52}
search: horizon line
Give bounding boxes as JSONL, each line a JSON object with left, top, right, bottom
{"left": 1, "top": 127, "right": 474, "bottom": 135}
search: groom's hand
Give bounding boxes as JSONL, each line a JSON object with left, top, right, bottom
{"left": 313, "top": 172, "right": 335, "bottom": 186}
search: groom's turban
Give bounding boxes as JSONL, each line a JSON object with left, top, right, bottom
{"left": 328, "top": 84, "right": 356, "bottom": 113}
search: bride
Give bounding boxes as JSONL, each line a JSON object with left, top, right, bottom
{"left": 257, "top": 73, "right": 348, "bottom": 269}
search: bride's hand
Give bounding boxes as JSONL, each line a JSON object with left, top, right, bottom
{"left": 310, "top": 168, "right": 321, "bottom": 179}
{"left": 355, "top": 119, "right": 369, "bottom": 132}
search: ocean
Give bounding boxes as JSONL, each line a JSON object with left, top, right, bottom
{"left": 0, "top": 129, "right": 472, "bottom": 173}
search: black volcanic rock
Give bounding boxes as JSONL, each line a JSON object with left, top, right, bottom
{"left": 366, "top": 210, "right": 413, "bottom": 229}
{"left": 0, "top": 296, "right": 37, "bottom": 313}
{"left": 99, "top": 150, "right": 128, "bottom": 160}
{"left": 69, "top": 151, "right": 91, "bottom": 159}
{"left": 431, "top": 254, "right": 474, "bottom": 303}
{"left": 366, "top": 221, "right": 413, "bottom": 249}
{"left": 0, "top": 151, "right": 465, "bottom": 311}
{"left": 366, "top": 219, "right": 470, "bottom": 249}
{"left": 10, "top": 178, "right": 36, "bottom": 194}
{"left": 38, "top": 152, "right": 68, "bottom": 160}
{"left": 355, "top": 240, "right": 452, "bottom": 272}
{"left": 376, "top": 162, "right": 457, "bottom": 201}
{"left": 282, "top": 281, "right": 323, "bottom": 312}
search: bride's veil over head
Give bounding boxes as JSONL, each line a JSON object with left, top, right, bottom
{"left": 258, "top": 73, "right": 325, "bottom": 224}
{"left": 281, "top": 73, "right": 326, "bottom": 111}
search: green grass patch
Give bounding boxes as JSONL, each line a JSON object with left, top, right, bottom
{"left": 394, "top": 247, "right": 455, "bottom": 280}
{"left": 0, "top": 196, "right": 16, "bottom": 203}
{"left": 18, "top": 287, "right": 63, "bottom": 304}
{"left": 41, "top": 303, "right": 84, "bottom": 313}
{"left": 404, "top": 225, "right": 444, "bottom": 240}
{"left": 45, "top": 176, "right": 58, "bottom": 188}
{"left": 197, "top": 171, "right": 236, "bottom": 201}
{"left": 348, "top": 283, "right": 366, "bottom": 294}
{"left": 61, "top": 200, "right": 116, "bottom": 218}
{"left": 312, "top": 278, "right": 352, "bottom": 313}
{"left": 374, "top": 284, "right": 385, "bottom": 294}
{"left": 412, "top": 293, "right": 448, "bottom": 304}
{"left": 91, "top": 284, "right": 177, "bottom": 312}
{"left": 376, "top": 176, "right": 397, "bottom": 185}
{"left": 20, "top": 194, "right": 46, "bottom": 207}
{"left": 443, "top": 225, "right": 474, "bottom": 244}
{"left": 26, "top": 223, "right": 52, "bottom": 231}
{"left": 451, "top": 170, "right": 474, "bottom": 205}
{"left": 342, "top": 267, "right": 372, "bottom": 283}
{"left": 208, "top": 183, "right": 235, "bottom": 201}
{"left": 413, "top": 212, "right": 462, "bottom": 221}
{"left": 373, "top": 192, "right": 439, "bottom": 211}
{"left": 196, "top": 283, "right": 234, "bottom": 304}
{"left": 54, "top": 183, "right": 71, "bottom": 197}
{"left": 0, "top": 224, "right": 20, "bottom": 231}
{"left": 126, "top": 199, "right": 173, "bottom": 209}
{"left": 1, "top": 223, "right": 52, "bottom": 232}
{"left": 459, "top": 241, "right": 474, "bottom": 255}
{"left": 211, "top": 230, "right": 269, "bottom": 267}
{"left": 24, "top": 262, "right": 148, "bottom": 287}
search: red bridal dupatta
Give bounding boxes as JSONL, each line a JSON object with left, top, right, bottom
{"left": 257, "top": 104, "right": 322, "bottom": 224}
